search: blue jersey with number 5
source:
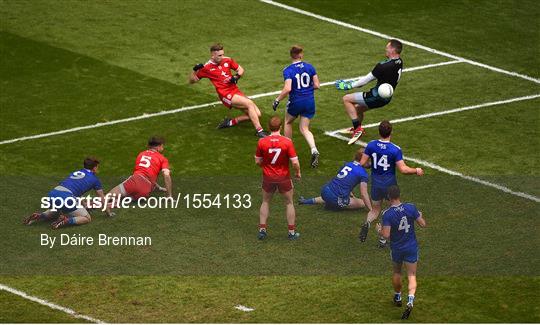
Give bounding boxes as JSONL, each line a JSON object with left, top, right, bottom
{"left": 283, "top": 61, "right": 317, "bottom": 102}
{"left": 58, "top": 169, "right": 102, "bottom": 197}
{"left": 364, "top": 140, "right": 403, "bottom": 187}
{"left": 327, "top": 161, "right": 369, "bottom": 198}
{"left": 382, "top": 203, "right": 420, "bottom": 251}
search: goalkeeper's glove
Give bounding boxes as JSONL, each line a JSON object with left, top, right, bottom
{"left": 193, "top": 63, "right": 204, "bottom": 71}
{"left": 335, "top": 79, "right": 353, "bottom": 90}
{"left": 272, "top": 100, "right": 280, "bottom": 111}
{"left": 230, "top": 75, "right": 240, "bottom": 84}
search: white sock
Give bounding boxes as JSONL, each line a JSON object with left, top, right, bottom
{"left": 311, "top": 147, "right": 319, "bottom": 154}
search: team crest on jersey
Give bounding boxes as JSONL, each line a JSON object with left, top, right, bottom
{"left": 227, "top": 94, "right": 232, "bottom": 99}
{"left": 224, "top": 63, "right": 229, "bottom": 68}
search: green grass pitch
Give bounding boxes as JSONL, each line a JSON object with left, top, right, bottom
{"left": 1, "top": 0, "right": 539, "bottom": 322}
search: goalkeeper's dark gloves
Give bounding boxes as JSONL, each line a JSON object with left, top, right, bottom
{"left": 335, "top": 79, "right": 353, "bottom": 90}
{"left": 230, "top": 75, "right": 240, "bottom": 84}
{"left": 193, "top": 63, "right": 204, "bottom": 71}
{"left": 272, "top": 100, "right": 280, "bottom": 111}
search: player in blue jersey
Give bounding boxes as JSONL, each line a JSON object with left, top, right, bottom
{"left": 23, "top": 157, "right": 111, "bottom": 229}
{"left": 298, "top": 149, "right": 372, "bottom": 211}
{"left": 273, "top": 45, "right": 321, "bottom": 168}
{"left": 335, "top": 39, "right": 403, "bottom": 144}
{"left": 358, "top": 121, "right": 424, "bottom": 246}
{"left": 376, "top": 185, "right": 426, "bottom": 319}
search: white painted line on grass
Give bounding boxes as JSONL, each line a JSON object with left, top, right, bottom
{"left": 324, "top": 133, "right": 540, "bottom": 203}
{"left": 0, "top": 61, "right": 454, "bottom": 146}
{"left": 0, "top": 283, "right": 105, "bottom": 323}
{"left": 332, "top": 94, "right": 540, "bottom": 134}
{"left": 259, "top": 0, "right": 540, "bottom": 85}
{"left": 234, "top": 304, "right": 255, "bottom": 312}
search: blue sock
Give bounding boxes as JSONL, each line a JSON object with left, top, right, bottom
{"left": 394, "top": 292, "right": 401, "bottom": 301}
{"left": 302, "top": 198, "right": 316, "bottom": 205}
{"left": 68, "top": 217, "right": 76, "bottom": 225}
{"left": 408, "top": 295, "right": 415, "bottom": 305}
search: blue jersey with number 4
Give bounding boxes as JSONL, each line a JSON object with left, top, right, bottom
{"left": 58, "top": 169, "right": 102, "bottom": 197}
{"left": 382, "top": 203, "right": 420, "bottom": 251}
{"left": 327, "top": 161, "right": 369, "bottom": 198}
{"left": 364, "top": 140, "right": 403, "bottom": 187}
{"left": 283, "top": 61, "right": 317, "bottom": 102}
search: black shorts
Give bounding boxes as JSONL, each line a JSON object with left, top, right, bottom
{"left": 364, "top": 87, "right": 392, "bottom": 109}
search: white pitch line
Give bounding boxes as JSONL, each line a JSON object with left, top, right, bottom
{"left": 332, "top": 94, "right": 540, "bottom": 134}
{"left": 0, "top": 60, "right": 456, "bottom": 146}
{"left": 324, "top": 133, "right": 540, "bottom": 203}
{"left": 0, "top": 283, "right": 105, "bottom": 323}
{"left": 259, "top": 0, "right": 540, "bottom": 85}
{"left": 234, "top": 304, "right": 255, "bottom": 312}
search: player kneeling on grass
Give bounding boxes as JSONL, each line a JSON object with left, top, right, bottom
{"left": 376, "top": 185, "right": 426, "bottom": 320}
{"left": 298, "top": 149, "right": 372, "bottom": 212}
{"left": 335, "top": 39, "right": 403, "bottom": 144}
{"left": 273, "top": 45, "right": 321, "bottom": 168}
{"left": 105, "top": 136, "right": 172, "bottom": 215}
{"left": 189, "top": 43, "right": 268, "bottom": 138}
{"left": 23, "top": 157, "right": 111, "bottom": 229}
{"left": 255, "top": 116, "right": 301, "bottom": 240}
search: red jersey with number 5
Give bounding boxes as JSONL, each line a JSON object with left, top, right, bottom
{"left": 256, "top": 135, "right": 297, "bottom": 180}
{"left": 195, "top": 57, "right": 240, "bottom": 97}
{"left": 133, "top": 149, "right": 170, "bottom": 184}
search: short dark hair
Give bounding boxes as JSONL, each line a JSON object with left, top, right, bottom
{"left": 388, "top": 39, "right": 403, "bottom": 54}
{"left": 148, "top": 136, "right": 165, "bottom": 148}
{"left": 354, "top": 149, "right": 364, "bottom": 162}
{"left": 268, "top": 116, "right": 282, "bottom": 132}
{"left": 290, "top": 45, "right": 303, "bottom": 59}
{"left": 83, "top": 157, "right": 100, "bottom": 170}
{"left": 387, "top": 185, "right": 400, "bottom": 200}
{"left": 379, "top": 120, "right": 392, "bottom": 138}
{"left": 210, "top": 43, "right": 223, "bottom": 52}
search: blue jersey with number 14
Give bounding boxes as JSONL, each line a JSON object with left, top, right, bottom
{"left": 283, "top": 61, "right": 317, "bottom": 102}
{"left": 364, "top": 140, "right": 403, "bottom": 187}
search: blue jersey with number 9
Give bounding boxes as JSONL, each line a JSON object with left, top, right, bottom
{"left": 364, "top": 140, "right": 403, "bottom": 187}
{"left": 59, "top": 169, "right": 102, "bottom": 197}
{"left": 382, "top": 203, "right": 420, "bottom": 251}
{"left": 283, "top": 61, "right": 317, "bottom": 102}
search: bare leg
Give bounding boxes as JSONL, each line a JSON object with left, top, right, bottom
{"left": 259, "top": 189, "right": 274, "bottom": 227}
{"left": 344, "top": 197, "right": 366, "bottom": 210}
{"left": 405, "top": 262, "right": 417, "bottom": 297}
{"left": 231, "top": 95, "right": 263, "bottom": 130}
{"left": 367, "top": 200, "right": 382, "bottom": 223}
{"left": 299, "top": 116, "right": 317, "bottom": 152}
{"left": 343, "top": 94, "right": 359, "bottom": 120}
{"left": 393, "top": 262, "right": 403, "bottom": 294}
{"left": 284, "top": 113, "right": 296, "bottom": 139}
{"left": 281, "top": 189, "right": 296, "bottom": 231}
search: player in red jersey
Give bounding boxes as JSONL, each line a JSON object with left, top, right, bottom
{"left": 105, "top": 136, "right": 172, "bottom": 214}
{"left": 255, "top": 116, "right": 301, "bottom": 240}
{"left": 189, "top": 43, "right": 268, "bottom": 138}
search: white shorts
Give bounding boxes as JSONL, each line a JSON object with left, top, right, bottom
{"left": 351, "top": 92, "right": 367, "bottom": 107}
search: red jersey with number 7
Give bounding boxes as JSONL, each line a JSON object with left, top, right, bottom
{"left": 133, "top": 149, "right": 170, "bottom": 184}
{"left": 255, "top": 135, "right": 298, "bottom": 180}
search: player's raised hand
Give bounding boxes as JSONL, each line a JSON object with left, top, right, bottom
{"left": 335, "top": 79, "right": 353, "bottom": 90}
{"left": 375, "top": 222, "right": 382, "bottom": 233}
{"left": 193, "top": 63, "right": 204, "bottom": 71}
{"left": 272, "top": 100, "right": 280, "bottom": 111}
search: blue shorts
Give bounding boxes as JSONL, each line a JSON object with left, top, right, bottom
{"left": 47, "top": 189, "right": 78, "bottom": 213}
{"left": 391, "top": 247, "right": 419, "bottom": 264}
{"left": 287, "top": 97, "right": 315, "bottom": 119}
{"left": 371, "top": 185, "right": 391, "bottom": 201}
{"left": 321, "top": 185, "right": 349, "bottom": 210}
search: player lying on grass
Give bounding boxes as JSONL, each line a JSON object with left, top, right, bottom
{"left": 105, "top": 136, "right": 172, "bottom": 215}
{"left": 273, "top": 45, "right": 321, "bottom": 168}
{"left": 358, "top": 121, "right": 423, "bottom": 247}
{"left": 189, "top": 43, "right": 268, "bottom": 138}
{"left": 335, "top": 39, "right": 403, "bottom": 144}
{"left": 255, "top": 116, "right": 301, "bottom": 240}
{"left": 298, "top": 149, "right": 372, "bottom": 212}
{"left": 376, "top": 185, "right": 426, "bottom": 320}
{"left": 23, "top": 157, "right": 111, "bottom": 229}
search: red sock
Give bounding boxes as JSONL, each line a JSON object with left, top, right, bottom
{"left": 259, "top": 224, "right": 267, "bottom": 231}
{"left": 288, "top": 224, "right": 296, "bottom": 231}
{"left": 256, "top": 127, "right": 263, "bottom": 133}
{"left": 229, "top": 118, "right": 238, "bottom": 126}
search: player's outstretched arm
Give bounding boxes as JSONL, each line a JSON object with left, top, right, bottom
{"left": 359, "top": 182, "right": 373, "bottom": 211}
{"left": 351, "top": 72, "right": 376, "bottom": 88}
{"left": 162, "top": 169, "right": 173, "bottom": 197}
{"left": 273, "top": 79, "right": 292, "bottom": 111}
{"left": 313, "top": 75, "right": 320, "bottom": 89}
{"left": 396, "top": 160, "right": 424, "bottom": 176}
{"left": 416, "top": 212, "right": 427, "bottom": 227}
{"left": 188, "top": 63, "right": 204, "bottom": 84}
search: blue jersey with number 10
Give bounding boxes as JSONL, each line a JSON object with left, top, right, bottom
{"left": 283, "top": 61, "right": 317, "bottom": 102}
{"left": 364, "top": 140, "right": 403, "bottom": 187}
